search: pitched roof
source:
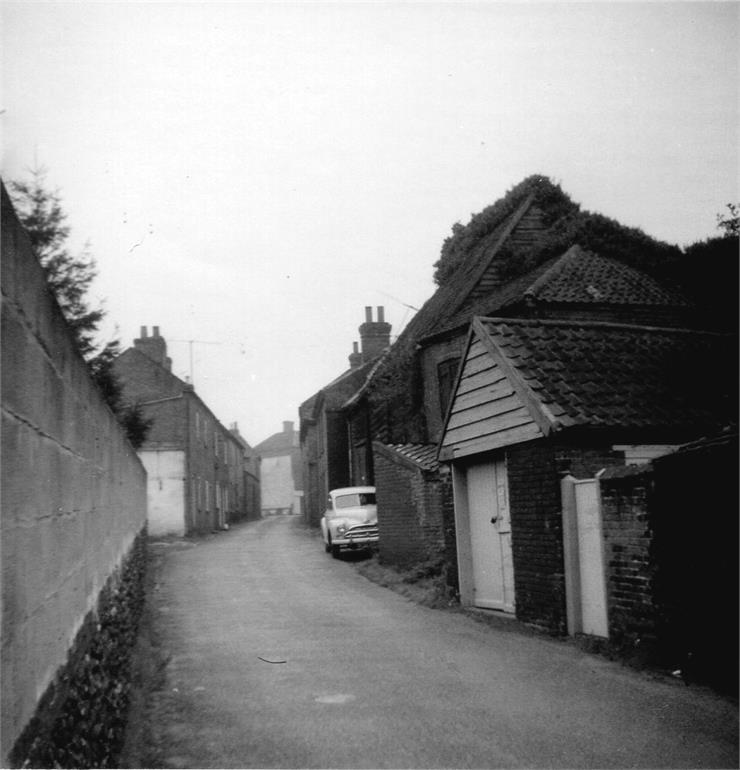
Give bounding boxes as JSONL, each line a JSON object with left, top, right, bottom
{"left": 254, "top": 429, "right": 296, "bottom": 455}
{"left": 401, "top": 195, "right": 539, "bottom": 343}
{"left": 397, "top": 174, "right": 685, "bottom": 349}
{"left": 383, "top": 443, "right": 440, "bottom": 472}
{"left": 473, "top": 317, "right": 735, "bottom": 436}
{"left": 522, "top": 245, "right": 689, "bottom": 306}
{"left": 428, "top": 245, "right": 690, "bottom": 340}
{"left": 299, "top": 358, "right": 378, "bottom": 423}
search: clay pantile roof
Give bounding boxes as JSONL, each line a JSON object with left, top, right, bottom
{"left": 523, "top": 245, "right": 689, "bottom": 306}
{"left": 475, "top": 317, "right": 736, "bottom": 435}
{"left": 385, "top": 443, "right": 440, "bottom": 471}
{"left": 429, "top": 245, "right": 690, "bottom": 340}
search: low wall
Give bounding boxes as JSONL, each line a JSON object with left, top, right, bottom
{"left": 599, "top": 465, "right": 656, "bottom": 651}
{"left": 373, "top": 444, "right": 449, "bottom": 568}
{"left": 1, "top": 183, "right": 147, "bottom": 765}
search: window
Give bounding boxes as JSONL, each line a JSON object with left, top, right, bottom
{"left": 437, "top": 357, "right": 461, "bottom": 418}
{"left": 335, "top": 492, "right": 376, "bottom": 509}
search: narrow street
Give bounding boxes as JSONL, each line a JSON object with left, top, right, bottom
{"left": 122, "top": 516, "right": 738, "bottom": 769}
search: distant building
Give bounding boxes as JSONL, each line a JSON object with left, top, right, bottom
{"left": 299, "top": 307, "right": 390, "bottom": 527}
{"left": 254, "top": 421, "right": 303, "bottom": 515}
{"left": 113, "top": 326, "right": 260, "bottom": 535}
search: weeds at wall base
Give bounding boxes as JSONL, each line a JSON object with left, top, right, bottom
{"left": 10, "top": 530, "right": 148, "bottom": 769}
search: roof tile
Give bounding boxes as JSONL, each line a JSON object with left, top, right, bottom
{"left": 477, "top": 317, "right": 736, "bottom": 435}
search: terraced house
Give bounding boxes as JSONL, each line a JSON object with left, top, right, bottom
{"left": 113, "top": 327, "right": 261, "bottom": 535}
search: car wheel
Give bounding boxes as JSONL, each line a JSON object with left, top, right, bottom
{"left": 324, "top": 538, "right": 331, "bottom": 553}
{"left": 331, "top": 543, "right": 341, "bottom": 558}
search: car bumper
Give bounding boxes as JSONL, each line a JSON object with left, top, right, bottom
{"left": 332, "top": 527, "right": 379, "bottom": 548}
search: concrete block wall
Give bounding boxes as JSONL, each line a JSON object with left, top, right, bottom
{"left": 1, "top": 184, "right": 147, "bottom": 764}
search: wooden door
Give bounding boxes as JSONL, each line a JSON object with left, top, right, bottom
{"left": 467, "top": 459, "right": 515, "bottom": 612}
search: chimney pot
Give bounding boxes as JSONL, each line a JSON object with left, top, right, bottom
{"left": 365, "top": 306, "right": 372, "bottom": 323}
{"left": 353, "top": 341, "right": 359, "bottom": 354}
{"left": 134, "top": 325, "right": 168, "bottom": 368}
{"left": 283, "top": 421, "right": 294, "bottom": 434}
{"left": 377, "top": 306, "right": 385, "bottom": 323}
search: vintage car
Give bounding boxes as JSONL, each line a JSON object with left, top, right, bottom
{"left": 321, "top": 486, "right": 378, "bottom": 557}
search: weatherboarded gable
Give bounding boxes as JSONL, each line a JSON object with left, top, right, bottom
{"left": 438, "top": 328, "right": 545, "bottom": 460}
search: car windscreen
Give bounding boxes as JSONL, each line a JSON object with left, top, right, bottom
{"left": 334, "top": 492, "right": 376, "bottom": 508}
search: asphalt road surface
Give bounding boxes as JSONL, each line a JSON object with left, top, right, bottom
{"left": 123, "top": 515, "right": 738, "bottom": 769}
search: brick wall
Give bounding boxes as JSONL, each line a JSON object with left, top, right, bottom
{"left": 374, "top": 446, "right": 447, "bottom": 567}
{"left": 506, "top": 441, "right": 566, "bottom": 633}
{"left": 325, "top": 410, "right": 351, "bottom": 492}
{"left": 301, "top": 422, "right": 321, "bottom": 527}
{"left": 507, "top": 438, "right": 636, "bottom": 634}
{"left": 599, "top": 466, "right": 656, "bottom": 648}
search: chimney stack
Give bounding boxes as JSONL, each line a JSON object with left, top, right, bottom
{"left": 348, "top": 340, "right": 363, "bottom": 369}
{"left": 359, "top": 306, "right": 391, "bottom": 362}
{"left": 134, "top": 325, "right": 172, "bottom": 371}
{"left": 283, "top": 420, "right": 294, "bottom": 434}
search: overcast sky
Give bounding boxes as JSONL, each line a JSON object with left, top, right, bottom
{"left": 2, "top": 1, "right": 738, "bottom": 446}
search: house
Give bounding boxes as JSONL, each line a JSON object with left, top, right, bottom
{"left": 356, "top": 178, "right": 695, "bottom": 576}
{"left": 229, "top": 421, "right": 262, "bottom": 525}
{"left": 254, "top": 421, "right": 304, "bottom": 515}
{"left": 299, "top": 176, "right": 732, "bottom": 646}
{"left": 437, "top": 316, "right": 736, "bottom": 633}
{"left": 300, "top": 307, "right": 390, "bottom": 527}
{"left": 113, "top": 327, "right": 260, "bottom": 535}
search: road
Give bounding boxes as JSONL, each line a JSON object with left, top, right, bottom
{"left": 122, "top": 515, "right": 738, "bottom": 769}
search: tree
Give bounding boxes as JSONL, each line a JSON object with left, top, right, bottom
{"left": 673, "top": 204, "right": 740, "bottom": 332}
{"left": 10, "top": 167, "right": 151, "bottom": 448}
{"left": 716, "top": 202, "right": 739, "bottom": 237}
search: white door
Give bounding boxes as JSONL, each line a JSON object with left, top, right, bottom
{"left": 467, "top": 459, "right": 515, "bottom": 612}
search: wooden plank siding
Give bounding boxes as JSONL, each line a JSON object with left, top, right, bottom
{"left": 469, "top": 204, "right": 546, "bottom": 300}
{"left": 440, "top": 336, "right": 544, "bottom": 458}
{"left": 444, "top": 421, "right": 543, "bottom": 459}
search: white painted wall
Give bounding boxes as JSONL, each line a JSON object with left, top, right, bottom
{"left": 140, "top": 450, "right": 186, "bottom": 536}
{"left": 260, "top": 455, "right": 294, "bottom": 510}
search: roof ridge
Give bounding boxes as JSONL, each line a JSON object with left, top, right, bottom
{"left": 342, "top": 350, "right": 390, "bottom": 409}
{"left": 452, "top": 193, "right": 536, "bottom": 311}
{"left": 523, "top": 244, "right": 587, "bottom": 297}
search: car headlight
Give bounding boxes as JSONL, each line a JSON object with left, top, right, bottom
{"left": 336, "top": 523, "right": 347, "bottom": 535}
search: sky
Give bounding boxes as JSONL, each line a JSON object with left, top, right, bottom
{"left": 2, "top": 1, "right": 738, "bottom": 447}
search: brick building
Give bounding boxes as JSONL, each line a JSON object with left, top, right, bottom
{"left": 299, "top": 307, "right": 389, "bottom": 528}
{"left": 254, "top": 420, "right": 303, "bottom": 515}
{"left": 354, "top": 185, "right": 694, "bottom": 576}
{"left": 327, "top": 176, "right": 737, "bottom": 642}
{"left": 438, "top": 317, "right": 735, "bottom": 634}
{"left": 113, "top": 327, "right": 260, "bottom": 535}
{"left": 296, "top": 176, "right": 736, "bottom": 649}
